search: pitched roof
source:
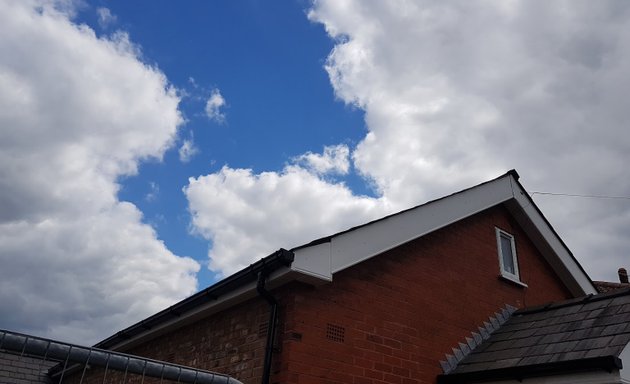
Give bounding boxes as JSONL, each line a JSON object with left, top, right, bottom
{"left": 96, "top": 170, "right": 596, "bottom": 351}
{"left": 438, "top": 289, "right": 630, "bottom": 383}
{"left": 594, "top": 280, "right": 630, "bottom": 293}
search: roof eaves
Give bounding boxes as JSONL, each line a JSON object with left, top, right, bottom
{"left": 94, "top": 248, "right": 294, "bottom": 350}
{"left": 508, "top": 175, "right": 597, "bottom": 294}
{"left": 437, "top": 355, "right": 622, "bottom": 384}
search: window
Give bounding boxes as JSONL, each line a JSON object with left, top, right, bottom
{"left": 496, "top": 228, "right": 521, "bottom": 282}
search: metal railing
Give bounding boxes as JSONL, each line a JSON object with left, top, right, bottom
{"left": 0, "top": 329, "right": 243, "bottom": 384}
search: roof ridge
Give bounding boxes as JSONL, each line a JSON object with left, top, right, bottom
{"left": 515, "top": 287, "right": 630, "bottom": 316}
{"left": 439, "top": 304, "right": 518, "bottom": 374}
{"left": 293, "top": 170, "right": 518, "bottom": 250}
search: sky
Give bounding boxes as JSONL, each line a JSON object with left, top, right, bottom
{"left": 1, "top": 0, "right": 630, "bottom": 345}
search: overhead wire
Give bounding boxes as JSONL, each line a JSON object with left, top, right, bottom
{"left": 530, "top": 191, "right": 630, "bottom": 200}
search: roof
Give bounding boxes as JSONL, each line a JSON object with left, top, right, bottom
{"left": 95, "top": 170, "right": 597, "bottom": 352}
{"left": 438, "top": 288, "right": 630, "bottom": 383}
{"left": 594, "top": 280, "right": 630, "bottom": 293}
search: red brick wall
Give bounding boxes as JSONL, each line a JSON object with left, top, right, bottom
{"left": 70, "top": 203, "right": 576, "bottom": 384}
{"left": 275, "top": 204, "right": 572, "bottom": 384}
{"left": 130, "top": 296, "right": 273, "bottom": 383}
{"left": 65, "top": 296, "right": 274, "bottom": 384}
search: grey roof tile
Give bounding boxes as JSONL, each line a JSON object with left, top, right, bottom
{"left": 574, "top": 335, "right": 614, "bottom": 351}
{"left": 542, "top": 341, "right": 579, "bottom": 354}
{"left": 610, "top": 334, "right": 630, "bottom": 346}
{"left": 445, "top": 290, "right": 630, "bottom": 377}
{"left": 601, "top": 323, "right": 627, "bottom": 336}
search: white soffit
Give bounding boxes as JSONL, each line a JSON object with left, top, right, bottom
{"left": 507, "top": 177, "right": 596, "bottom": 296}
{"left": 328, "top": 175, "right": 514, "bottom": 273}
{"left": 290, "top": 171, "right": 596, "bottom": 296}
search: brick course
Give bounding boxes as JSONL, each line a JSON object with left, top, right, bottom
{"left": 0, "top": 351, "right": 55, "bottom": 384}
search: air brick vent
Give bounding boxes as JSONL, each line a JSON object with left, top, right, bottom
{"left": 326, "top": 323, "right": 345, "bottom": 343}
{"left": 258, "top": 322, "right": 268, "bottom": 338}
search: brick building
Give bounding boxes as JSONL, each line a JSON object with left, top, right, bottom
{"left": 58, "top": 170, "right": 597, "bottom": 384}
{"left": 9, "top": 170, "right": 626, "bottom": 384}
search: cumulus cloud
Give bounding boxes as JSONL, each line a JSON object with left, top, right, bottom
{"left": 0, "top": 0, "right": 198, "bottom": 343}
{"left": 179, "top": 135, "right": 199, "bottom": 163}
{"left": 185, "top": 165, "right": 389, "bottom": 275}
{"left": 96, "top": 7, "right": 117, "bottom": 28}
{"left": 187, "top": 0, "right": 630, "bottom": 282}
{"left": 306, "top": 0, "right": 630, "bottom": 281}
{"left": 205, "top": 88, "right": 226, "bottom": 122}
{"left": 294, "top": 144, "right": 351, "bottom": 175}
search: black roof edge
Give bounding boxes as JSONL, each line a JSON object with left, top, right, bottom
{"left": 514, "top": 287, "right": 630, "bottom": 316}
{"left": 437, "top": 356, "right": 622, "bottom": 384}
{"left": 95, "top": 248, "right": 294, "bottom": 350}
{"left": 294, "top": 170, "right": 519, "bottom": 251}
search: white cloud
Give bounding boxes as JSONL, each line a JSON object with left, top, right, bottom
{"left": 294, "top": 144, "right": 350, "bottom": 175}
{"left": 179, "top": 135, "right": 199, "bottom": 163}
{"left": 205, "top": 88, "right": 226, "bottom": 122}
{"left": 306, "top": 0, "right": 630, "bottom": 281}
{"left": 0, "top": 0, "right": 198, "bottom": 344}
{"left": 187, "top": 0, "right": 630, "bottom": 283}
{"left": 96, "top": 7, "right": 117, "bottom": 28}
{"left": 185, "top": 165, "right": 390, "bottom": 276}
{"left": 145, "top": 182, "right": 160, "bottom": 202}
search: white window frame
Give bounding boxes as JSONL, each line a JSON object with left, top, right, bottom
{"left": 496, "top": 227, "right": 522, "bottom": 284}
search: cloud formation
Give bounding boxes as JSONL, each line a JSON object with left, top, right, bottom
{"left": 179, "top": 134, "right": 199, "bottom": 163}
{"left": 188, "top": 1, "right": 630, "bottom": 282}
{"left": 205, "top": 88, "right": 226, "bottom": 123}
{"left": 185, "top": 165, "right": 389, "bottom": 275}
{"left": 96, "top": 7, "right": 117, "bottom": 28}
{"left": 294, "top": 144, "right": 351, "bottom": 175}
{"left": 0, "top": 0, "right": 198, "bottom": 343}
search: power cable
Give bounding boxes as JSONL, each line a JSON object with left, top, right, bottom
{"left": 530, "top": 191, "right": 630, "bottom": 200}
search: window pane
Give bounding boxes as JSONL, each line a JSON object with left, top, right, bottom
{"left": 500, "top": 235, "right": 515, "bottom": 274}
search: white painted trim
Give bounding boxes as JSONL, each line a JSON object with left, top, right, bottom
{"left": 496, "top": 227, "right": 521, "bottom": 282}
{"left": 289, "top": 172, "right": 596, "bottom": 296}
{"left": 506, "top": 177, "right": 597, "bottom": 295}
{"left": 328, "top": 176, "right": 514, "bottom": 274}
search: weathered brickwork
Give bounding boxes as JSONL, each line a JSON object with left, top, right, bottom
{"left": 66, "top": 296, "right": 274, "bottom": 384}
{"left": 275, "top": 205, "right": 572, "bottom": 384}
{"left": 66, "top": 203, "right": 576, "bottom": 384}
{"left": 0, "top": 351, "right": 55, "bottom": 384}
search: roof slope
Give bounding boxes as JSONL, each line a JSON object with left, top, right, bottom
{"left": 95, "top": 170, "right": 596, "bottom": 352}
{"left": 439, "top": 289, "right": 630, "bottom": 383}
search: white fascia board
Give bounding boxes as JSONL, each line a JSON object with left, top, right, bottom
{"left": 289, "top": 172, "right": 596, "bottom": 297}
{"left": 288, "top": 174, "right": 514, "bottom": 279}
{"left": 291, "top": 242, "right": 332, "bottom": 282}
{"left": 507, "top": 177, "right": 597, "bottom": 296}
{"left": 327, "top": 175, "right": 515, "bottom": 274}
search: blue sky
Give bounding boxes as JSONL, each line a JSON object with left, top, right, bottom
{"left": 79, "top": 0, "right": 368, "bottom": 287}
{"left": 3, "top": 0, "right": 630, "bottom": 344}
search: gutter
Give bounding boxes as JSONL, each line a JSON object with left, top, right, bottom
{"left": 436, "top": 356, "right": 623, "bottom": 384}
{"left": 96, "top": 248, "right": 294, "bottom": 351}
